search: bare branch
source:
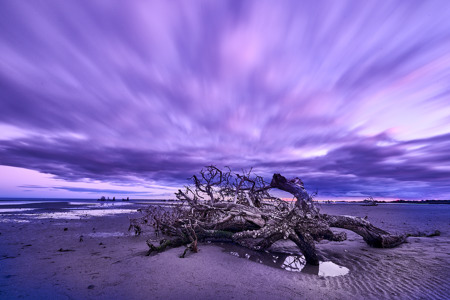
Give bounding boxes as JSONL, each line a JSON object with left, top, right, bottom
{"left": 134, "top": 166, "right": 413, "bottom": 264}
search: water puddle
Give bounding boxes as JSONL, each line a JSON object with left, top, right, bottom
{"left": 89, "top": 202, "right": 134, "bottom": 207}
{"left": 0, "top": 218, "right": 30, "bottom": 223}
{"left": 0, "top": 201, "right": 39, "bottom": 206}
{"left": 87, "top": 232, "right": 126, "bottom": 238}
{"left": 220, "top": 243, "right": 349, "bottom": 277}
{"left": 0, "top": 208, "right": 36, "bottom": 213}
{"left": 68, "top": 202, "right": 97, "bottom": 206}
{"left": 32, "top": 209, "right": 138, "bottom": 219}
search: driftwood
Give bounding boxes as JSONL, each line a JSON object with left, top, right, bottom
{"left": 131, "top": 166, "right": 409, "bottom": 265}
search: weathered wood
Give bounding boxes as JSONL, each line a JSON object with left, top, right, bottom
{"left": 322, "top": 214, "right": 407, "bottom": 248}
{"left": 146, "top": 229, "right": 235, "bottom": 256}
{"left": 133, "top": 168, "right": 419, "bottom": 265}
{"left": 270, "top": 174, "right": 313, "bottom": 213}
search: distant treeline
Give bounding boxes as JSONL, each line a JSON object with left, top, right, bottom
{"left": 386, "top": 200, "right": 450, "bottom": 204}
{"left": 321, "top": 200, "right": 450, "bottom": 204}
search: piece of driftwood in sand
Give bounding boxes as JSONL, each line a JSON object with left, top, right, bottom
{"left": 130, "top": 166, "right": 409, "bottom": 265}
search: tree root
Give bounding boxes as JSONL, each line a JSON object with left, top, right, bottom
{"left": 133, "top": 168, "right": 424, "bottom": 266}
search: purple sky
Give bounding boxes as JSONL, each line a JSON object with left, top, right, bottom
{"left": 1, "top": 1, "right": 450, "bottom": 199}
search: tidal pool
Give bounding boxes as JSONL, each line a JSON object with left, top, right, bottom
{"left": 87, "top": 232, "right": 127, "bottom": 238}
{"left": 220, "top": 243, "right": 349, "bottom": 277}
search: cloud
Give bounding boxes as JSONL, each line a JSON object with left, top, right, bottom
{"left": 18, "top": 184, "right": 171, "bottom": 196}
{"left": 19, "top": 185, "right": 145, "bottom": 195}
{"left": 2, "top": 131, "right": 450, "bottom": 199}
{"left": 1, "top": 1, "right": 450, "bottom": 198}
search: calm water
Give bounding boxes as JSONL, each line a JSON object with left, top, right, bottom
{"left": 319, "top": 203, "right": 450, "bottom": 235}
{"left": 0, "top": 198, "right": 152, "bottom": 221}
{"left": 1, "top": 200, "right": 448, "bottom": 230}
{"left": 219, "top": 242, "right": 349, "bottom": 277}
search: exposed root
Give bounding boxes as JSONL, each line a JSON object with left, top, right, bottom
{"left": 132, "top": 167, "right": 415, "bottom": 265}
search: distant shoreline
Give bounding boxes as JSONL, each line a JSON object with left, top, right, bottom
{"left": 380, "top": 200, "right": 450, "bottom": 204}
{"left": 320, "top": 200, "right": 450, "bottom": 205}
{"left": 1, "top": 198, "right": 449, "bottom": 205}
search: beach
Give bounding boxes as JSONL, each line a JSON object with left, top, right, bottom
{"left": 1, "top": 201, "right": 449, "bottom": 299}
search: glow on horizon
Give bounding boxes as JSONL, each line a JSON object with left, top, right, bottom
{"left": 0, "top": 166, "right": 175, "bottom": 199}
{"left": 0, "top": 165, "right": 406, "bottom": 201}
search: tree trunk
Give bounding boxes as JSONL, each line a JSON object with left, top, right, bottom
{"left": 135, "top": 169, "right": 419, "bottom": 266}
{"left": 322, "top": 214, "right": 407, "bottom": 248}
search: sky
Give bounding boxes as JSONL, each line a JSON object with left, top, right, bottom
{"left": 1, "top": 0, "right": 450, "bottom": 200}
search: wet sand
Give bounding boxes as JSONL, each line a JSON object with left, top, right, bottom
{"left": 0, "top": 203, "right": 449, "bottom": 299}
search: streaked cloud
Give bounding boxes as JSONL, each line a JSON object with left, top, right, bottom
{"left": 1, "top": 1, "right": 449, "bottom": 199}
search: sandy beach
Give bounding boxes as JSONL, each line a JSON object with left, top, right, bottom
{"left": 1, "top": 201, "right": 449, "bottom": 299}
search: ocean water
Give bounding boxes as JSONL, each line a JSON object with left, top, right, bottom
{"left": 1, "top": 200, "right": 448, "bottom": 229}
{"left": 0, "top": 198, "right": 170, "bottom": 221}
{"left": 318, "top": 203, "right": 450, "bottom": 235}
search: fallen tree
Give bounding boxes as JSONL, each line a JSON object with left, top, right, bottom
{"left": 130, "top": 166, "right": 409, "bottom": 265}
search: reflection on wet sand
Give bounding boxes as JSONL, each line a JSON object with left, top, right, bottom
{"left": 221, "top": 243, "right": 349, "bottom": 277}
